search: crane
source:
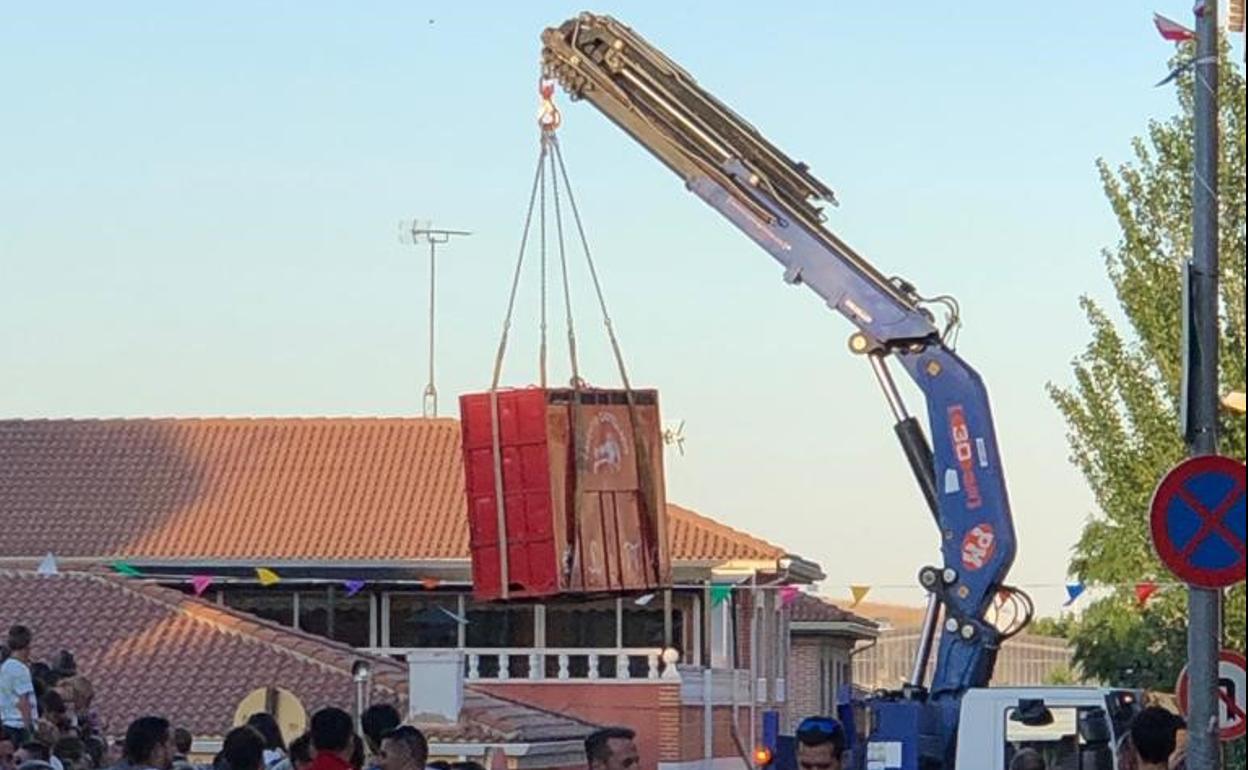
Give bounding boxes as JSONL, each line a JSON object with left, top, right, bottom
{"left": 540, "top": 13, "right": 1140, "bottom": 769}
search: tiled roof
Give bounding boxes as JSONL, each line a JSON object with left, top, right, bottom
{"left": 0, "top": 569, "right": 406, "bottom": 738}
{"left": 790, "top": 594, "right": 876, "bottom": 629}
{"left": 0, "top": 418, "right": 786, "bottom": 565}
{"left": 0, "top": 570, "right": 598, "bottom": 745}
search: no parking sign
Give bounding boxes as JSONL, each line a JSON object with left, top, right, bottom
{"left": 1150, "top": 455, "right": 1246, "bottom": 589}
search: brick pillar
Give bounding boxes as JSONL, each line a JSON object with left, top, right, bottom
{"left": 658, "top": 682, "right": 682, "bottom": 763}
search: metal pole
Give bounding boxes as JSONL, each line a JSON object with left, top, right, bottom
{"left": 425, "top": 239, "right": 438, "bottom": 418}
{"left": 1187, "top": 3, "right": 1221, "bottom": 766}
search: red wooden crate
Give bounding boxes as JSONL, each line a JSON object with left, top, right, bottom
{"left": 460, "top": 387, "right": 671, "bottom": 601}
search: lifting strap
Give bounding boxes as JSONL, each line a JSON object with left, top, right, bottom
{"left": 487, "top": 81, "right": 659, "bottom": 598}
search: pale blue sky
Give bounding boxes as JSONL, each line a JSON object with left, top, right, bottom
{"left": 0, "top": 2, "right": 1215, "bottom": 614}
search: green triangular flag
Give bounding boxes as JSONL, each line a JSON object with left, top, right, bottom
{"left": 111, "top": 561, "right": 142, "bottom": 577}
{"left": 710, "top": 584, "right": 733, "bottom": 607}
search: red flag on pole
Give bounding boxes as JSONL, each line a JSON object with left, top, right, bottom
{"left": 1135, "top": 581, "right": 1161, "bottom": 606}
{"left": 1155, "top": 13, "right": 1197, "bottom": 41}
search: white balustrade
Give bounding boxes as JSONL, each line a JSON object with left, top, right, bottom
{"left": 378, "top": 647, "right": 674, "bottom": 682}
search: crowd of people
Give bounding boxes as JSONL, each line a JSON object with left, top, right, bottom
{"left": 1, "top": 623, "right": 1191, "bottom": 770}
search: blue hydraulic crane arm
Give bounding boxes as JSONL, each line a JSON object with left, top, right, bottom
{"left": 542, "top": 13, "right": 1018, "bottom": 703}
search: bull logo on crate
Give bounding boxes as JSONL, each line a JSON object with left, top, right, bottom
{"left": 585, "top": 410, "right": 631, "bottom": 475}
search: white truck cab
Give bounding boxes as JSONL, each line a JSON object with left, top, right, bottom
{"left": 952, "top": 687, "right": 1142, "bottom": 770}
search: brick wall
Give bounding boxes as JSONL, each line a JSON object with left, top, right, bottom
{"left": 474, "top": 683, "right": 663, "bottom": 769}
{"left": 785, "top": 637, "right": 855, "bottom": 731}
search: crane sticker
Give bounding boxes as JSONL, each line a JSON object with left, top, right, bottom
{"left": 948, "top": 405, "right": 984, "bottom": 510}
{"left": 961, "top": 523, "right": 997, "bottom": 571}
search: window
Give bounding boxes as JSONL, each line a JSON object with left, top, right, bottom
{"left": 389, "top": 595, "right": 461, "bottom": 648}
{"left": 224, "top": 590, "right": 294, "bottom": 627}
{"left": 465, "top": 606, "right": 535, "bottom": 648}
{"left": 546, "top": 602, "right": 617, "bottom": 648}
{"left": 1004, "top": 706, "right": 1109, "bottom": 770}
{"left": 623, "top": 608, "right": 683, "bottom": 649}
{"left": 295, "top": 590, "right": 372, "bottom": 647}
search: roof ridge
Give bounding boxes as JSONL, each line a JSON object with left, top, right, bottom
{"left": 666, "top": 502, "right": 786, "bottom": 558}
{"left": 1, "top": 569, "right": 406, "bottom": 694}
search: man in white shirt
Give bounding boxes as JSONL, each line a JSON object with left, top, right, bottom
{"left": 0, "top": 627, "right": 37, "bottom": 746}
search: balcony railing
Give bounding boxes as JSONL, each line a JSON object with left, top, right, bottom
{"left": 372, "top": 646, "right": 672, "bottom": 682}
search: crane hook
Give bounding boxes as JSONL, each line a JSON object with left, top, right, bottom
{"left": 538, "top": 78, "right": 562, "bottom": 132}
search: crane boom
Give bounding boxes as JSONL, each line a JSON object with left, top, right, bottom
{"left": 542, "top": 13, "right": 1022, "bottom": 765}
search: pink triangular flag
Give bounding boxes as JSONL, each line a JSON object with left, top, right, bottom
{"left": 190, "top": 575, "right": 214, "bottom": 597}
{"left": 1154, "top": 13, "right": 1196, "bottom": 42}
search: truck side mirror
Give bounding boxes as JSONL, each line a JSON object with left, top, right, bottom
{"left": 1010, "top": 699, "right": 1055, "bottom": 727}
{"left": 1078, "top": 708, "right": 1112, "bottom": 744}
{"left": 1078, "top": 708, "right": 1114, "bottom": 770}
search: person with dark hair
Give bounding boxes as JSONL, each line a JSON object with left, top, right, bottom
{"left": 52, "top": 738, "right": 84, "bottom": 768}
{"left": 1, "top": 627, "right": 37, "bottom": 746}
{"left": 82, "top": 737, "right": 105, "bottom": 770}
{"left": 1010, "top": 748, "right": 1046, "bottom": 770}
{"left": 169, "top": 729, "right": 194, "bottom": 770}
{"left": 221, "top": 727, "right": 265, "bottom": 770}
{"left": 306, "top": 709, "right": 354, "bottom": 770}
{"left": 285, "top": 735, "right": 312, "bottom": 770}
{"left": 584, "top": 727, "right": 638, "bottom": 770}
{"left": 243, "top": 715, "right": 285, "bottom": 770}
{"left": 1131, "top": 707, "right": 1186, "bottom": 770}
{"left": 449, "top": 763, "right": 485, "bottom": 770}
{"left": 358, "top": 706, "right": 399, "bottom": 766}
{"left": 124, "top": 717, "right": 174, "bottom": 770}
{"left": 15, "top": 742, "right": 57, "bottom": 770}
{"left": 375, "top": 727, "right": 425, "bottom": 770}
{"left": 794, "top": 716, "right": 846, "bottom": 770}
{"left": 1, "top": 737, "right": 16, "bottom": 770}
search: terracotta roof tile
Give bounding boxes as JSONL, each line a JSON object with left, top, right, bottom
{"left": 0, "top": 418, "right": 786, "bottom": 565}
{"left": 790, "top": 594, "right": 876, "bottom": 628}
{"left": 0, "top": 569, "right": 404, "bottom": 738}
{"left": 0, "top": 570, "right": 597, "bottom": 745}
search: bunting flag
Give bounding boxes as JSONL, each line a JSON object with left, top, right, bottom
{"left": 850, "top": 585, "right": 871, "bottom": 608}
{"left": 343, "top": 580, "right": 366, "bottom": 598}
{"left": 1064, "top": 583, "right": 1086, "bottom": 607}
{"left": 190, "top": 575, "right": 215, "bottom": 597}
{"left": 710, "top": 584, "right": 733, "bottom": 608}
{"left": 1155, "top": 12, "right": 1196, "bottom": 41}
{"left": 779, "top": 586, "right": 801, "bottom": 609}
{"left": 1156, "top": 54, "right": 1218, "bottom": 86}
{"left": 1135, "top": 581, "right": 1160, "bottom": 606}
{"left": 256, "top": 567, "right": 281, "bottom": 587}
{"left": 37, "top": 553, "right": 59, "bottom": 577}
{"left": 111, "top": 561, "right": 142, "bottom": 578}
{"left": 634, "top": 593, "right": 656, "bottom": 607}
{"left": 420, "top": 577, "right": 442, "bottom": 591}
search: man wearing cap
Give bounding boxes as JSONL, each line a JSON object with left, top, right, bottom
{"left": 795, "top": 717, "right": 846, "bottom": 770}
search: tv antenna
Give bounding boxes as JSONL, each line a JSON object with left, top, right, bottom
{"left": 400, "top": 220, "right": 472, "bottom": 417}
{"left": 662, "top": 419, "right": 687, "bottom": 456}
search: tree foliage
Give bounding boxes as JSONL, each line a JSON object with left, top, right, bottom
{"left": 1047, "top": 43, "right": 1245, "bottom": 720}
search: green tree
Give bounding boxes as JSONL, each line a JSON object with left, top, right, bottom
{"left": 1048, "top": 46, "right": 1245, "bottom": 762}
